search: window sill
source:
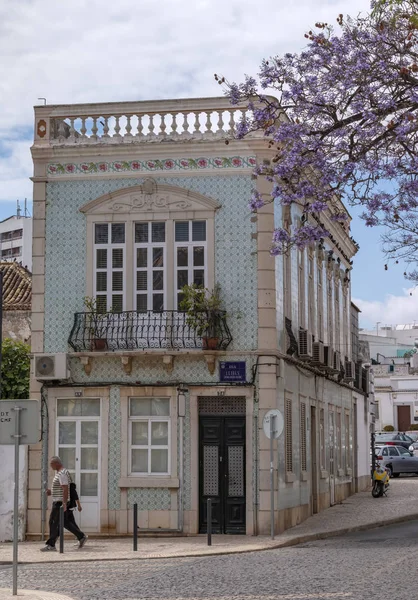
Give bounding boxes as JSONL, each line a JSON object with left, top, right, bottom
{"left": 301, "top": 471, "right": 309, "bottom": 482}
{"left": 285, "top": 472, "right": 296, "bottom": 484}
{"left": 320, "top": 470, "right": 328, "bottom": 479}
{"left": 119, "top": 477, "right": 179, "bottom": 488}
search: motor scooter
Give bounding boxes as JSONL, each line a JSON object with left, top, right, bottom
{"left": 372, "top": 458, "right": 390, "bottom": 497}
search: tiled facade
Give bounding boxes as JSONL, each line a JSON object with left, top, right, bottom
{"left": 27, "top": 97, "right": 371, "bottom": 540}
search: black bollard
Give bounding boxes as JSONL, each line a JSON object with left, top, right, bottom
{"left": 59, "top": 505, "right": 64, "bottom": 554}
{"left": 207, "top": 498, "right": 212, "bottom": 546}
{"left": 133, "top": 503, "right": 138, "bottom": 551}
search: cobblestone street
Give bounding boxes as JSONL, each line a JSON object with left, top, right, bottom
{"left": 1, "top": 520, "right": 418, "bottom": 600}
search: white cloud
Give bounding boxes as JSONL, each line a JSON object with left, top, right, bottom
{"left": 353, "top": 288, "right": 418, "bottom": 329}
{"left": 0, "top": 0, "right": 369, "bottom": 203}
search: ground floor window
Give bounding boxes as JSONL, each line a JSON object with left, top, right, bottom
{"left": 129, "top": 397, "right": 170, "bottom": 475}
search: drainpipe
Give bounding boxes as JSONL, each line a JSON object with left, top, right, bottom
{"left": 177, "top": 388, "right": 187, "bottom": 533}
{"left": 253, "top": 412, "right": 259, "bottom": 536}
{"left": 40, "top": 386, "right": 49, "bottom": 541}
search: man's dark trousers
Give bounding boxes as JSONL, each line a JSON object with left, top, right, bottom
{"left": 46, "top": 501, "right": 84, "bottom": 547}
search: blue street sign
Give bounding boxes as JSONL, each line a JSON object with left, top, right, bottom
{"left": 219, "top": 361, "right": 246, "bottom": 383}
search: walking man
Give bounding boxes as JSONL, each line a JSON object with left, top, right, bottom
{"left": 41, "top": 456, "right": 88, "bottom": 552}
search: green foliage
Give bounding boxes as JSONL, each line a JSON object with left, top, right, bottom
{"left": 180, "top": 284, "right": 224, "bottom": 338}
{"left": 409, "top": 424, "right": 418, "bottom": 430}
{"left": 383, "top": 424, "right": 395, "bottom": 431}
{"left": 1, "top": 338, "right": 30, "bottom": 400}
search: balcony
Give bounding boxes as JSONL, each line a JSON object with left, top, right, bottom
{"left": 68, "top": 310, "right": 233, "bottom": 353}
{"left": 33, "top": 97, "right": 260, "bottom": 148}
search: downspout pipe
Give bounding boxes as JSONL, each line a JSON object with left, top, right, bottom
{"left": 40, "top": 385, "right": 49, "bottom": 541}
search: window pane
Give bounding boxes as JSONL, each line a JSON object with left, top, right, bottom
{"left": 177, "top": 292, "right": 184, "bottom": 308}
{"left": 151, "top": 449, "right": 168, "bottom": 473}
{"left": 111, "top": 223, "right": 125, "bottom": 244}
{"left": 193, "top": 247, "right": 204, "bottom": 267}
{"left": 152, "top": 222, "right": 165, "bottom": 243}
{"left": 112, "top": 271, "right": 123, "bottom": 291}
{"left": 153, "top": 271, "right": 164, "bottom": 290}
{"left": 153, "top": 248, "right": 164, "bottom": 267}
{"left": 112, "top": 248, "right": 123, "bottom": 269}
{"left": 81, "top": 448, "right": 98, "bottom": 470}
{"left": 132, "top": 449, "right": 148, "bottom": 473}
{"left": 95, "top": 224, "right": 108, "bottom": 244}
{"left": 58, "top": 447, "right": 76, "bottom": 470}
{"left": 96, "top": 272, "right": 107, "bottom": 292}
{"left": 57, "top": 399, "right": 81, "bottom": 417}
{"left": 137, "top": 248, "right": 147, "bottom": 268}
{"left": 192, "top": 221, "right": 206, "bottom": 241}
{"left": 81, "top": 399, "right": 100, "bottom": 417}
{"left": 111, "top": 295, "right": 123, "bottom": 313}
{"left": 80, "top": 473, "right": 98, "bottom": 496}
{"left": 193, "top": 270, "right": 205, "bottom": 287}
{"left": 96, "top": 295, "right": 107, "bottom": 313}
{"left": 96, "top": 249, "right": 107, "bottom": 269}
{"left": 177, "top": 247, "right": 188, "bottom": 267}
{"left": 153, "top": 294, "right": 164, "bottom": 312}
{"left": 152, "top": 398, "right": 170, "bottom": 416}
{"left": 59, "top": 421, "right": 76, "bottom": 445}
{"left": 137, "top": 271, "right": 148, "bottom": 291}
{"left": 132, "top": 421, "right": 148, "bottom": 445}
{"left": 137, "top": 294, "right": 147, "bottom": 312}
{"left": 177, "top": 270, "right": 188, "bottom": 289}
{"left": 130, "top": 398, "right": 152, "bottom": 416}
{"left": 175, "top": 222, "right": 189, "bottom": 242}
{"left": 81, "top": 421, "right": 98, "bottom": 444}
{"left": 151, "top": 422, "right": 168, "bottom": 445}
{"left": 135, "top": 223, "right": 148, "bottom": 243}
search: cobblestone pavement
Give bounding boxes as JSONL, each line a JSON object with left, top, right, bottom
{"left": 0, "top": 520, "right": 417, "bottom": 600}
{"left": 1, "top": 478, "right": 418, "bottom": 565}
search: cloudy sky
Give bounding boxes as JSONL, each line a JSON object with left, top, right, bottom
{"left": 0, "top": 0, "right": 416, "bottom": 328}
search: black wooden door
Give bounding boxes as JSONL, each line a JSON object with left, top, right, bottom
{"left": 199, "top": 416, "right": 246, "bottom": 534}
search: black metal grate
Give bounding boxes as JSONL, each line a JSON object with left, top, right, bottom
{"left": 285, "top": 317, "right": 298, "bottom": 356}
{"left": 198, "top": 397, "right": 246, "bottom": 414}
{"left": 68, "top": 310, "right": 232, "bottom": 352}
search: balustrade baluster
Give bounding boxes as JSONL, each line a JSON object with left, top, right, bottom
{"left": 194, "top": 112, "right": 201, "bottom": 134}
{"left": 136, "top": 115, "right": 144, "bottom": 138}
{"left": 68, "top": 118, "right": 76, "bottom": 140}
{"left": 181, "top": 112, "right": 190, "bottom": 136}
{"left": 114, "top": 116, "right": 121, "bottom": 138}
{"left": 80, "top": 118, "right": 87, "bottom": 139}
{"left": 125, "top": 115, "right": 132, "bottom": 137}
{"left": 205, "top": 111, "right": 213, "bottom": 135}
{"left": 102, "top": 117, "right": 110, "bottom": 138}
{"left": 229, "top": 110, "right": 236, "bottom": 132}
{"left": 171, "top": 113, "right": 178, "bottom": 135}
{"left": 91, "top": 117, "right": 98, "bottom": 140}
{"left": 148, "top": 114, "right": 155, "bottom": 137}
{"left": 160, "top": 114, "right": 167, "bottom": 136}
{"left": 216, "top": 111, "right": 224, "bottom": 134}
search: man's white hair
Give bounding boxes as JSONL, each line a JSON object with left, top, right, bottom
{"left": 50, "top": 456, "right": 62, "bottom": 464}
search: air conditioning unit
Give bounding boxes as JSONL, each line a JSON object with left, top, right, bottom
{"left": 33, "top": 354, "right": 68, "bottom": 381}
{"left": 344, "top": 360, "right": 355, "bottom": 382}
{"left": 312, "top": 341, "right": 324, "bottom": 365}
{"left": 334, "top": 350, "right": 341, "bottom": 373}
{"left": 298, "top": 329, "right": 313, "bottom": 360}
{"left": 323, "top": 346, "right": 335, "bottom": 371}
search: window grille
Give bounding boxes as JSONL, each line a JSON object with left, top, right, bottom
{"left": 300, "top": 402, "right": 307, "bottom": 472}
{"left": 285, "top": 399, "right": 293, "bottom": 472}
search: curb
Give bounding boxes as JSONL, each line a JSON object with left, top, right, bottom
{"left": 1, "top": 513, "right": 418, "bottom": 566}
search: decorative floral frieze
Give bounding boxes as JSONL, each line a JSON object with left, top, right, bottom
{"left": 47, "top": 156, "right": 256, "bottom": 176}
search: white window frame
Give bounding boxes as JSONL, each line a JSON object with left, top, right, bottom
{"left": 174, "top": 220, "right": 208, "bottom": 309}
{"left": 134, "top": 221, "right": 167, "bottom": 312}
{"left": 93, "top": 223, "right": 126, "bottom": 312}
{"left": 128, "top": 397, "right": 171, "bottom": 476}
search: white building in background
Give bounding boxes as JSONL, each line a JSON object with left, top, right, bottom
{"left": 360, "top": 325, "right": 418, "bottom": 432}
{"left": 0, "top": 213, "right": 33, "bottom": 272}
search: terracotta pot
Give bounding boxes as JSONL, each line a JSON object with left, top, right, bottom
{"left": 203, "top": 337, "right": 219, "bottom": 350}
{"left": 92, "top": 338, "right": 107, "bottom": 351}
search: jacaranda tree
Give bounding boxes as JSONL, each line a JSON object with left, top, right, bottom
{"left": 217, "top": 0, "right": 418, "bottom": 276}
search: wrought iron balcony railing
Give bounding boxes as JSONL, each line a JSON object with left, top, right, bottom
{"left": 68, "top": 310, "right": 232, "bottom": 352}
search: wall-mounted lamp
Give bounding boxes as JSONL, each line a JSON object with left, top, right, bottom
{"left": 177, "top": 388, "right": 187, "bottom": 417}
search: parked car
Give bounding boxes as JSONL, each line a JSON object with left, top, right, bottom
{"left": 409, "top": 441, "right": 418, "bottom": 456}
{"left": 407, "top": 432, "right": 418, "bottom": 443}
{"left": 374, "top": 432, "right": 414, "bottom": 449}
{"left": 374, "top": 444, "right": 418, "bottom": 477}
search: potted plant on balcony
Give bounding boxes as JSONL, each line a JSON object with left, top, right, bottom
{"left": 180, "top": 284, "right": 224, "bottom": 350}
{"left": 83, "top": 296, "right": 110, "bottom": 351}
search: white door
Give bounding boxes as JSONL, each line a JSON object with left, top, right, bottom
{"left": 329, "top": 411, "right": 335, "bottom": 506}
{"left": 56, "top": 398, "right": 101, "bottom": 532}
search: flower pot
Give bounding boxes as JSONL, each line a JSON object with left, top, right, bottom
{"left": 92, "top": 338, "right": 107, "bottom": 351}
{"left": 203, "top": 337, "right": 219, "bottom": 350}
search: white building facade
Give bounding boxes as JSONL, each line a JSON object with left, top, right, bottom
{"left": 0, "top": 215, "right": 33, "bottom": 272}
